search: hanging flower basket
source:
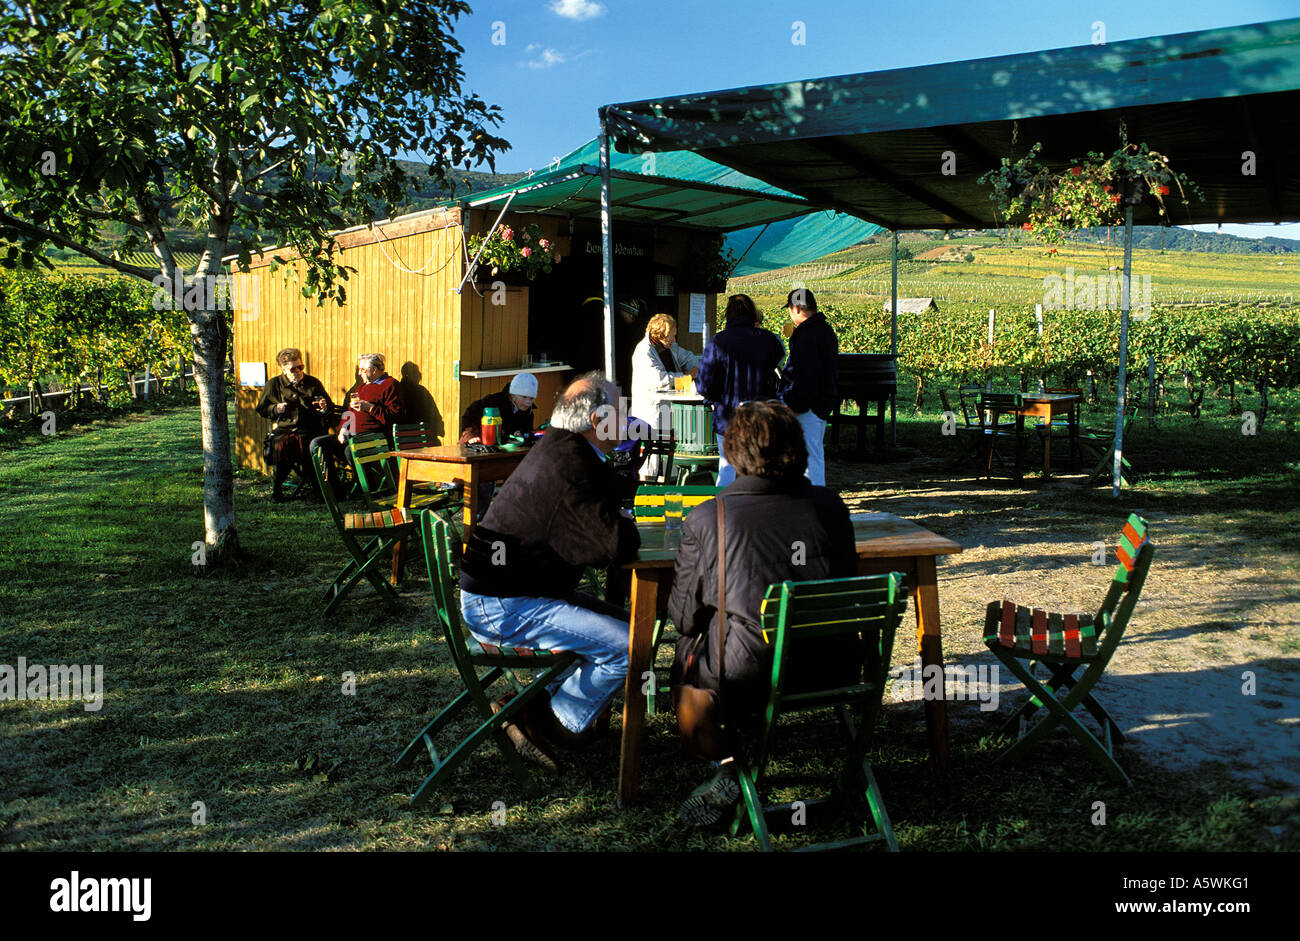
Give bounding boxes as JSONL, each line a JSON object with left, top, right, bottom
{"left": 467, "top": 222, "right": 561, "bottom": 281}
{"left": 979, "top": 130, "right": 1203, "bottom": 245}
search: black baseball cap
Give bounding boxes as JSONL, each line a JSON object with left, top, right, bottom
{"left": 784, "top": 288, "right": 817, "bottom": 312}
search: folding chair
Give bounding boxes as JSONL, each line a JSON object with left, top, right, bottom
{"left": 730, "top": 573, "right": 908, "bottom": 852}
{"left": 940, "top": 389, "right": 985, "bottom": 469}
{"left": 637, "top": 429, "right": 677, "bottom": 485}
{"left": 394, "top": 512, "right": 578, "bottom": 806}
{"left": 981, "top": 514, "right": 1153, "bottom": 785}
{"left": 976, "top": 391, "right": 1031, "bottom": 481}
{"left": 391, "top": 421, "right": 434, "bottom": 452}
{"left": 1079, "top": 403, "right": 1138, "bottom": 488}
{"left": 347, "top": 432, "right": 454, "bottom": 514}
{"left": 312, "top": 449, "right": 416, "bottom": 618}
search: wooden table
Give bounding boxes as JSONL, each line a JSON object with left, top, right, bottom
{"left": 982, "top": 392, "right": 1081, "bottom": 479}
{"left": 388, "top": 445, "right": 531, "bottom": 580}
{"left": 616, "top": 510, "right": 962, "bottom": 806}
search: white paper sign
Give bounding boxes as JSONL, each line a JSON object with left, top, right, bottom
{"left": 688, "top": 293, "right": 706, "bottom": 334}
{"left": 239, "top": 362, "right": 267, "bottom": 387}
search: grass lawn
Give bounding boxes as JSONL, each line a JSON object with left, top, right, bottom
{"left": 1, "top": 395, "right": 1297, "bottom": 851}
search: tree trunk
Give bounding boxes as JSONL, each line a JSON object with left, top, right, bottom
{"left": 1259, "top": 382, "right": 1269, "bottom": 426}
{"left": 192, "top": 306, "right": 240, "bottom": 562}
{"left": 913, "top": 375, "right": 924, "bottom": 411}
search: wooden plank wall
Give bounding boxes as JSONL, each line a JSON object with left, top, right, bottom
{"left": 232, "top": 213, "right": 465, "bottom": 474}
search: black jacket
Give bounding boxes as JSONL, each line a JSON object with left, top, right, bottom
{"left": 460, "top": 384, "right": 535, "bottom": 438}
{"left": 667, "top": 475, "right": 861, "bottom": 715}
{"left": 779, "top": 312, "right": 839, "bottom": 420}
{"left": 255, "top": 374, "right": 333, "bottom": 437}
{"left": 460, "top": 428, "right": 641, "bottom": 600}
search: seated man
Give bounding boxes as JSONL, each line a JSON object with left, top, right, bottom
{"left": 667, "top": 400, "right": 861, "bottom": 825}
{"left": 255, "top": 347, "right": 333, "bottom": 502}
{"left": 458, "top": 372, "right": 640, "bottom": 768}
{"left": 311, "top": 352, "right": 402, "bottom": 493}
{"left": 458, "top": 372, "right": 538, "bottom": 444}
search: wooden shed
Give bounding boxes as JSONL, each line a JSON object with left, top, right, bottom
{"left": 230, "top": 139, "right": 823, "bottom": 475}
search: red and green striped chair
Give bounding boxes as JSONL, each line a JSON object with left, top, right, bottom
{"left": 313, "top": 448, "right": 415, "bottom": 618}
{"left": 982, "top": 514, "right": 1154, "bottom": 785}
{"left": 395, "top": 512, "right": 578, "bottom": 806}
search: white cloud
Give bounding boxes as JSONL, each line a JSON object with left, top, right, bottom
{"left": 549, "top": 0, "right": 604, "bottom": 21}
{"left": 525, "top": 42, "right": 540, "bottom": 52}
{"left": 524, "top": 48, "right": 567, "bottom": 69}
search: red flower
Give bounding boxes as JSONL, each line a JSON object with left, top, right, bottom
{"left": 1071, "top": 167, "right": 1082, "bottom": 176}
{"left": 1102, "top": 184, "right": 1112, "bottom": 193}
{"left": 1110, "top": 194, "right": 1121, "bottom": 202}
{"left": 1159, "top": 185, "right": 1170, "bottom": 195}
{"left": 1022, "top": 222, "right": 1033, "bottom": 231}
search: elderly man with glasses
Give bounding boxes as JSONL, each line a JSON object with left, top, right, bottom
{"left": 310, "top": 352, "right": 403, "bottom": 496}
{"left": 256, "top": 347, "right": 334, "bottom": 502}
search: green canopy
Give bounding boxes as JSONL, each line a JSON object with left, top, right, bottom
{"left": 726, "top": 211, "right": 880, "bottom": 277}
{"left": 456, "top": 138, "right": 818, "bottom": 231}
{"left": 603, "top": 17, "right": 1300, "bottom": 228}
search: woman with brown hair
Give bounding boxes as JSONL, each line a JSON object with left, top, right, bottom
{"left": 667, "top": 400, "right": 861, "bottom": 825}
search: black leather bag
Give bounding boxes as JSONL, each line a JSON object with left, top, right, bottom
{"left": 672, "top": 498, "right": 728, "bottom": 760}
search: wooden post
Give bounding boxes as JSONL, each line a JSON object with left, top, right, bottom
{"left": 1114, "top": 206, "right": 1134, "bottom": 498}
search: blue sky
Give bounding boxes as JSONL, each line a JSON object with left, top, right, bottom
{"left": 449, "top": 0, "right": 1300, "bottom": 240}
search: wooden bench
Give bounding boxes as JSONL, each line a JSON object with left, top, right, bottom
{"left": 828, "top": 353, "right": 897, "bottom": 456}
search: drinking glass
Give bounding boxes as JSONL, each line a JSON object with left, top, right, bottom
{"left": 663, "top": 492, "right": 683, "bottom": 532}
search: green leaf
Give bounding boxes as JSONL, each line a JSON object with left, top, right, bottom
{"left": 239, "top": 93, "right": 260, "bottom": 113}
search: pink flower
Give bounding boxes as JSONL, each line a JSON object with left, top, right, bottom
{"left": 501, "top": 228, "right": 513, "bottom": 242}
{"left": 521, "top": 247, "right": 532, "bottom": 258}
{"left": 539, "top": 238, "right": 550, "bottom": 250}
{"left": 552, "top": 253, "right": 561, "bottom": 263}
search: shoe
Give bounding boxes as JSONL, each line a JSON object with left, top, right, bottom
{"left": 491, "top": 697, "right": 559, "bottom": 773}
{"left": 678, "top": 763, "right": 741, "bottom": 827}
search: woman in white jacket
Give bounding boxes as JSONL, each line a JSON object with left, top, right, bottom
{"left": 630, "top": 313, "right": 701, "bottom": 438}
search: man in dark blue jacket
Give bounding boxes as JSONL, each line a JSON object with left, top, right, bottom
{"left": 697, "top": 294, "right": 786, "bottom": 486}
{"left": 778, "top": 288, "right": 838, "bottom": 486}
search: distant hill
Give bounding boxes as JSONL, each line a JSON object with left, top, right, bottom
{"left": 882, "top": 226, "right": 1300, "bottom": 254}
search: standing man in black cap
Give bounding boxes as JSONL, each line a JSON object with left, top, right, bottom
{"left": 778, "top": 288, "right": 838, "bottom": 486}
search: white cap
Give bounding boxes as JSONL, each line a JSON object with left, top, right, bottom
{"left": 510, "top": 373, "right": 539, "bottom": 398}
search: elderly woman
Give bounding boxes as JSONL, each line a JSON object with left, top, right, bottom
{"left": 667, "top": 400, "right": 862, "bottom": 825}
{"left": 630, "top": 313, "right": 701, "bottom": 438}
{"left": 256, "top": 347, "right": 333, "bottom": 502}
{"left": 696, "top": 295, "right": 787, "bottom": 487}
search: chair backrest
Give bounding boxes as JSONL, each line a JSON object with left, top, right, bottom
{"left": 632, "top": 484, "right": 722, "bottom": 518}
{"left": 419, "top": 511, "right": 473, "bottom": 675}
{"left": 637, "top": 429, "right": 677, "bottom": 484}
{"left": 392, "top": 422, "right": 433, "bottom": 451}
{"left": 978, "top": 392, "right": 1022, "bottom": 431}
{"left": 1093, "top": 514, "right": 1154, "bottom": 655}
{"left": 758, "top": 573, "right": 908, "bottom": 701}
{"left": 957, "top": 385, "right": 982, "bottom": 428}
{"left": 348, "top": 432, "right": 397, "bottom": 506}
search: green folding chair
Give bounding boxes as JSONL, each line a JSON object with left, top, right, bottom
{"left": 982, "top": 514, "right": 1154, "bottom": 785}
{"left": 312, "top": 448, "right": 416, "bottom": 618}
{"left": 347, "top": 431, "right": 454, "bottom": 515}
{"left": 395, "top": 512, "right": 578, "bottom": 806}
{"left": 732, "top": 572, "right": 909, "bottom": 852}
{"left": 391, "top": 421, "right": 434, "bottom": 452}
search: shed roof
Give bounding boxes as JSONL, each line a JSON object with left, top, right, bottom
{"left": 602, "top": 17, "right": 1300, "bottom": 229}
{"left": 884, "top": 298, "right": 938, "bottom": 313}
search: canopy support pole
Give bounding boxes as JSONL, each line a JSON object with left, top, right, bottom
{"left": 890, "top": 230, "right": 899, "bottom": 445}
{"left": 599, "top": 113, "right": 616, "bottom": 382}
{"left": 455, "top": 191, "right": 515, "bottom": 295}
{"left": 1114, "top": 206, "right": 1134, "bottom": 497}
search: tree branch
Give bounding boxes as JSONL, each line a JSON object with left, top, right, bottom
{"left": 0, "top": 210, "right": 158, "bottom": 281}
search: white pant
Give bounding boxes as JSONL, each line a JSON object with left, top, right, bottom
{"left": 796, "top": 410, "right": 828, "bottom": 486}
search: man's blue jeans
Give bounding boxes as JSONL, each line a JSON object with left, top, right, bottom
{"left": 796, "top": 410, "right": 828, "bottom": 486}
{"left": 716, "top": 432, "right": 736, "bottom": 487}
{"left": 460, "top": 590, "right": 630, "bottom": 734}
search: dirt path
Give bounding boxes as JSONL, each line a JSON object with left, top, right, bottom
{"left": 830, "top": 449, "right": 1300, "bottom": 794}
